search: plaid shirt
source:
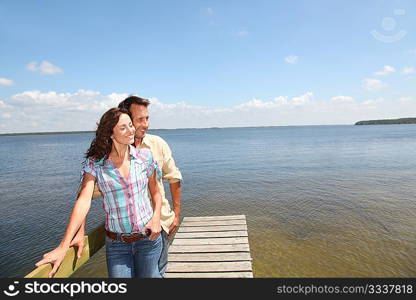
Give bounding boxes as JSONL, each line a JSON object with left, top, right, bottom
{"left": 81, "top": 145, "right": 161, "bottom": 233}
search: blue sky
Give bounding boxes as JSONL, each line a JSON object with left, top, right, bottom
{"left": 1, "top": 0, "right": 415, "bottom": 133}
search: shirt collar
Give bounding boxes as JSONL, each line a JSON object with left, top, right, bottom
{"left": 136, "top": 134, "right": 150, "bottom": 148}
{"left": 128, "top": 144, "right": 139, "bottom": 160}
{"left": 94, "top": 145, "right": 138, "bottom": 166}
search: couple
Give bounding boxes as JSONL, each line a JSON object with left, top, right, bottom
{"left": 35, "top": 96, "right": 182, "bottom": 278}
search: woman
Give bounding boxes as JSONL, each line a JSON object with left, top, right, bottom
{"left": 35, "top": 108, "right": 163, "bottom": 278}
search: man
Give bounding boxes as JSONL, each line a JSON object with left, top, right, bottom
{"left": 72, "top": 95, "right": 182, "bottom": 277}
{"left": 119, "top": 96, "right": 182, "bottom": 277}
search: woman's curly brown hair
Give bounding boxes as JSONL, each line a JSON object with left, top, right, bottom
{"left": 85, "top": 107, "right": 131, "bottom": 161}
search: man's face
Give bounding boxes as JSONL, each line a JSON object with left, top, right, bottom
{"left": 129, "top": 104, "right": 149, "bottom": 139}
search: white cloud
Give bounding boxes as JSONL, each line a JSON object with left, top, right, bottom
{"left": 26, "top": 61, "right": 63, "bottom": 75}
{"left": 0, "top": 100, "right": 12, "bottom": 109}
{"left": 228, "top": 93, "right": 310, "bottom": 111}
{"left": 206, "top": 8, "right": 214, "bottom": 15}
{"left": 39, "top": 61, "right": 63, "bottom": 75}
{"left": 402, "top": 67, "right": 415, "bottom": 74}
{"left": 234, "top": 98, "right": 280, "bottom": 110}
{"left": 292, "top": 92, "right": 313, "bottom": 105}
{"left": 0, "top": 78, "right": 14, "bottom": 86}
{"left": 361, "top": 97, "right": 386, "bottom": 109}
{"left": 362, "top": 78, "right": 387, "bottom": 91}
{"left": 374, "top": 65, "right": 395, "bottom": 76}
{"left": 148, "top": 94, "right": 416, "bottom": 128}
{"left": 1, "top": 90, "right": 415, "bottom": 133}
{"left": 274, "top": 96, "right": 288, "bottom": 104}
{"left": 331, "top": 96, "right": 355, "bottom": 104}
{"left": 0, "top": 90, "right": 128, "bottom": 133}
{"left": 9, "top": 90, "right": 127, "bottom": 111}
{"left": 285, "top": 55, "right": 298, "bottom": 64}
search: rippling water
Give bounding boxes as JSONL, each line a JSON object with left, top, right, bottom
{"left": 1, "top": 125, "right": 415, "bottom": 277}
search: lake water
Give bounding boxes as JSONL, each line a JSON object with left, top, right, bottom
{"left": 0, "top": 125, "right": 415, "bottom": 277}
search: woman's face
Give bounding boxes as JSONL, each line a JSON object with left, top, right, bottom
{"left": 111, "top": 113, "right": 135, "bottom": 145}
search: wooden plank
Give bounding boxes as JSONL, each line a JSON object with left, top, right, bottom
{"left": 169, "top": 244, "right": 250, "bottom": 253}
{"left": 168, "top": 253, "right": 252, "bottom": 262}
{"left": 175, "top": 231, "right": 248, "bottom": 239}
{"left": 181, "top": 220, "right": 246, "bottom": 227}
{"left": 165, "top": 272, "right": 253, "bottom": 278}
{"left": 25, "top": 223, "right": 105, "bottom": 278}
{"left": 178, "top": 225, "right": 248, "bottom": 233}
{"left": 183, "top": 215, "right": 246, "bottom": 222}
{"left": 172, "top": 237, "right": 249, "bottom": 246}
{"left": 167, "top": 261, "right": 252, "bottom": 273}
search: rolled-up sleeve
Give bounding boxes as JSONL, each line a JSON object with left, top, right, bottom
{"left": 76, "top": 158, "right": 97, "bottom": 197}
{"left": 161, "top": 140, "right": 183, "bottom": 184}
{"left": 81, "top": 158, "right": 97, "bottom": 179}
{"left": 146, "top": 152, "right": 162, "bottom": 180}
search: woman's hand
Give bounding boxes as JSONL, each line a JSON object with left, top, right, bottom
{"left": 69, "top": 233, "right": 85, "bottom": 259}
{"left": 35, "top": 246, "right": 68, "bottom": 278}
{"left": 144, "top": 218, "right": 161, "bottom": 241}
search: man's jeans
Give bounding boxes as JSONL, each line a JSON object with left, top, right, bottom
{"left": 105, "top": 234, "right": 162, "bottom": 278}
{"left": 158, "top": 230, "right": 171, "bottom": 277}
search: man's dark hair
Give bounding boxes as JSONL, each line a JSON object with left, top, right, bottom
{"left": 118, "top": 95, "right": 150, "bottom": 111}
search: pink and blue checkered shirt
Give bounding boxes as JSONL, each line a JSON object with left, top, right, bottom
{"left": 81, "top": 145, "right": 161, "bottom": 233}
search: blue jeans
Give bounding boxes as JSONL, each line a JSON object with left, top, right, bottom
{"left": 105, "top": 234, "right": 162, "bottom": 278}
{"left": 158, "top": 230, "right": 171, "bottom": 277}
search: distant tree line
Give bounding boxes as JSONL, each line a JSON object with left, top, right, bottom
{"left": 355, "top": 118, "right": 416, "bottom": 125}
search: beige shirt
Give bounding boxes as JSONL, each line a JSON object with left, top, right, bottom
{"left": 91, "top": 134, "right": 182, "bottom": 233}
{"left": 138, "top": 134, "right": 182, "bottom": 233}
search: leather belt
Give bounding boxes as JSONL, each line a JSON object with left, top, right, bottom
{"left": 106, "top": 230, "right": 150, "bottom": 243}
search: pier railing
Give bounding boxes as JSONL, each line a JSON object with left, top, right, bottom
{"left": 25, "top": 188, "right": 105, "bottom": 278}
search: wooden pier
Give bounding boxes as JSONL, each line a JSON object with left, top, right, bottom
{"left": 166, "top": 215, "right": 253, "bottom": 278}
{"left": 26, "top": 215, "right": 253, "bottom": 278}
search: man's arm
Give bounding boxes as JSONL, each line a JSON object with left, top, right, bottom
{"left": 159, "top": 137, "right": 183, "bottom": 236}
{"left": 168, "top": 181, "right": 181, "bottom": 236}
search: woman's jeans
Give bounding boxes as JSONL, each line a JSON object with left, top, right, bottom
{"left": 105, "top": 234, "right": 162, "bottom": 278}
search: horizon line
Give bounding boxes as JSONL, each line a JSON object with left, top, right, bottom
{"left": 0, "top": 123, "right": 357, "bottom": 136}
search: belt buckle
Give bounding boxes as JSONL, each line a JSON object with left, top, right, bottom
{"left": 120, "top": 233, "right": 132, "bottom": 242}
{"left": 120, "top": 232, "right": 142, "bottom": 242}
